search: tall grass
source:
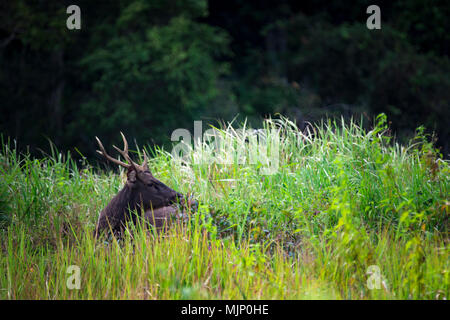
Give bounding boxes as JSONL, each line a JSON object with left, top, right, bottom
{"left": 0, "top": 115, "right": 448, "bottom": 299}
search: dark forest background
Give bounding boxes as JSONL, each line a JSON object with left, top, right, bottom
{"left": 0, "top": 0, "right": 449, "bottom": 160}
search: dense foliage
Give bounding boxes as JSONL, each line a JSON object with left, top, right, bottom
{"left": 0, "top": 0, "right": 449, "bottom": 158}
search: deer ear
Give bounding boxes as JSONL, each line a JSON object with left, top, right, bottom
{"left": 126, "top": 167, "right": 137, "bottom": 186}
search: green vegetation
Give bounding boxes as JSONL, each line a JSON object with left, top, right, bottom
{"left": 1, "top": 1, "right": 449, "bottom": 158}
{"left": 0, "top": 117, "right": 448, "bottom": 299}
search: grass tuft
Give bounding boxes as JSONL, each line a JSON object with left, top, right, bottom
{"left": 0, "top": 116, "right": 448, "bottom": 299}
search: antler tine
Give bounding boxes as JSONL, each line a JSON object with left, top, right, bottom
{"left": 142, "top": 149, "right": 149, "bottom": 171}
{"left": 95, "top": 136, "right": 130, "bottom": 168}
{"left": 112, "top": 132, "right": 142, "bottom": 170}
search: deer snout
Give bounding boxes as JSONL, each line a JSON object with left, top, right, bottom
{"left": 169, "top": 191, "right": 184, "bottom": 205}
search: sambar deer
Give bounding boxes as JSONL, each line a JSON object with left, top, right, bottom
{"left": 94, "top": 133, "right": 196, "bottom": 239}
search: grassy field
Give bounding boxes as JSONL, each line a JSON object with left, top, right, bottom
{"left": 0, "top": 115, "right": 448, "bottom": 299}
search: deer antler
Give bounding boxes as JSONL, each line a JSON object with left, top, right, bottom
{"left": 113, "top": 132, "right": 141, "bottom": 168}
{"left": 141, "top": 150, "right": 149, "bottom": 171}
{"left": 96, "top": 137, "right": 129, "bottom": 169}
{"left": 96, "top": 132, "right": 150, "bottom": 171}
{"left": 95, "top": 132, "right": 134, "bottom": 169}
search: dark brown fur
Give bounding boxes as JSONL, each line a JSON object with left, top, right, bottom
{"left": 94, "top": 168, "right": 185, "bottom": 238}
{"left": 93, "top": 134, "right": 196, "bottom": 239}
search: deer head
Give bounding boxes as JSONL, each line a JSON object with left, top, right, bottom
{"left": 94, "top": 133, "right": 189, "bottom": 238}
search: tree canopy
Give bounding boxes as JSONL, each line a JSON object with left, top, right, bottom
{"left": 0, "top": 0, "right": 448, "bottom": 158}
